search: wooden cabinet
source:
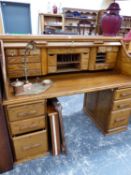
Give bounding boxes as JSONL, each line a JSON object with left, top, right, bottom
{"left": 6, "top": 100, "right": 48, "bottom": 162}
{"left": 84, "top": 87, "right": 131, "bottom": 135}
{"left": 38, "top": 8, "right": 99, "bottom": 35}
{"left": 38, "top": 13, "right": 64, "bottom": 34}
{"left": 63, "top": 8, "right": 99, "bottom": 35}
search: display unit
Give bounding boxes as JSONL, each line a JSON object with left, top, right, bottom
{"left": 63, "top": 7, "right": 99, "bottom": 35}
{"left": 38, "top": 13, "right": 64, "bottom": 34}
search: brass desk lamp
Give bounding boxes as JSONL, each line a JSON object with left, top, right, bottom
{"left": 24, "top": 40, "right": 36, "bottom": 84}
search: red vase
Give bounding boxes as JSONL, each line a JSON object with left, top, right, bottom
{"left": 53, "top": 5, "right": 57, "bottom": 14}
{"left": 101, "top": 3, "right": 122, "bottom": 36}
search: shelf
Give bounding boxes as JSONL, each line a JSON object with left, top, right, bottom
{"left": 45, "top": 24, "right": 63, "bottom": 27}
{"left": 39, "top": 13, "right": 63, "bottom": 18}
{"left": 64, "top": 16, "right": 96, "bottom": 21}
{"left": 63, "top": 8, "right": 99, "bottom": 35}
{"left": 65, "top": 25, "right": 96, "bottom": 28}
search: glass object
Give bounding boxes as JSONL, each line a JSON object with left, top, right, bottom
{"left": 47, "top": 1, "right": 51, "bottom": 13}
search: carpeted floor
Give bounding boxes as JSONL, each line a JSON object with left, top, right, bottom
{"left": 3, "top": 94, "right": 131, "bottom": 175}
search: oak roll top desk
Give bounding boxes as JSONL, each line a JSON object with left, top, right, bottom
{"left": 0, "top": 35, "right": 131, "bottom": 172}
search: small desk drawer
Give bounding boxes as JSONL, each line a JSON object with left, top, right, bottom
{"left": 112, "top": 98, "right": 131, "bottom": 111}
{"left": 7, "top": 56, "right": 41, "bottom": 64}
{"left": 10, "top": 116, "right": 46, "bottom": 136}
{"left": 95, "top": 63, "right": 114, "bottom": 70}
{"left": 8, "top": 102, "right": 45, "bottom": 122}
{"left": 19, "top": 49, "right": 40, "bottom": 56}
{"left": 5, "top": 49, "right": 18, "bottom": 56}
{"left": 13, "top": 130, "right": 48, "bottom": 161}
{"left": 114, "top": 88, "right": 131, "bottom": 100}
{"left": 108, "top": 109, "right": 130, "bottom": 129}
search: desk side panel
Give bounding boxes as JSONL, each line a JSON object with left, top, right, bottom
{"left": 116, "top": 42, "right": 131, "bottom": 75}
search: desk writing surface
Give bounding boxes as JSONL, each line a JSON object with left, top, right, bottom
{"left": 4, "top": 71, "right": 131, "bottom": 105}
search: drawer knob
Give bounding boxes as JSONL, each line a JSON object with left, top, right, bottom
{"left": 19, "top": 123, "right": 39, "bottom": 131}
{"left": 118, "top": 104, "right": 129, "bottom": 109}
{"left": 121, "top": 92, "right": 131, "bottom": 97}
{"left": 17, "top": 110, "right": 37, "bottom": 118}
{"left": 23, "top": 143, "right": 42, "bottom": 150}
{"left": 115, "top": 117, "right": 126, "bottom": 122}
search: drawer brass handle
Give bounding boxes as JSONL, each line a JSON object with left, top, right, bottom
{"left": 115, "top": 117, "right": 126, "bottom": 122}
{"left": 17, "top": 110, "right": 37, "bottom": 118}
{"left": 23, "top": 143, "right": 42, "bottom": 151}
{"left": 19, "top": 123, "right": 39, "bottom": 131}
{"left": 121, "top": 93, "right": 131, "bottom": 97}
{"left": 118, "top": 104, "right": 129, "bottom": 109}
{"left": 17, "top": 112, "right": 28, "bottom": 117}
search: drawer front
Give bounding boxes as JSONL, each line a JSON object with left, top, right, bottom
{"left": 7, "top": 62, "right": 42, "bottom": 78}
{"left": 8, "top": 69, "right": 42, "bottom": 78}
{"left": 106, "top": 52, "right": 118, "bottom": 63}
{"left": 8, "top": 63, "right": 41, "bottom": 70}
{"left": 113, "top": 98, "right": 131, "bottom": 111}
{"left": 114, "top": 88, "right": 131, "bottom": 100}
{"left": 48, "top": 54, "right": 57, "bottom": 66}
{"left": 48, "top": 66, "right": 57, "bottom": 73}
{"left": 108, "top": 109, "right": 130, "bottom": 129}
{"left": 13, "top": 130, "right": 48, "bottom": 161}
{"left": 7, "top": 56, "right": 41, "bottom": 64}
{"left": 19, "top": 49, "right": 40, "bottom": 56}
{"left": 8, "top": 102, "right": 45, "bottom": 122}
{"left": 95, "top": 63, "right": 114, "bottom": 70}
{"left": 5, "top": 49, "right": 18, "bottom": 56}
{"left": 10, "top": 116, "right": 46, "bottom": 135}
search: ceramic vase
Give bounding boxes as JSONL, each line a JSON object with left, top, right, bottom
{"left": 101, "top": 3, "right": 122, "bottom": 36}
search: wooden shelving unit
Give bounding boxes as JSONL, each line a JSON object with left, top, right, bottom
{"left": 118, "top": 16, "right": 131, "bottom": 36}
{"left": 38, "top": 9, "right": 131, "bottom": 36}
{"left": 38, "top": 13, "right": 64, "bottom": 34}
{"left": 63, "top": 8, "right": 99, "bottom": 35}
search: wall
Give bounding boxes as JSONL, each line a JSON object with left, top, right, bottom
{"left": 116, "top": 1, "right": 131, "bottom": 16}
{"left": 1, "top": 0, "right": 130, "bottom": 34}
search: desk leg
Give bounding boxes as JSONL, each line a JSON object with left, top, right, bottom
{"left": 0, "top": 105, "right": 13, "bottom": 173}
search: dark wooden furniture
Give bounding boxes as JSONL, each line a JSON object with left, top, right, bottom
{"left": 0, "top": 42, "right": 13, "bottom": 173}
{"left": 0, "top": 35, "right": 131, "bottom": 172}
{"left": 84, "top": 88, "right": 131, "bottom": 135}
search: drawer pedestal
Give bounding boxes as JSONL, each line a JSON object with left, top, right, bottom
{"left": 84, "top": 88, "right": 131, "bottom": 135}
